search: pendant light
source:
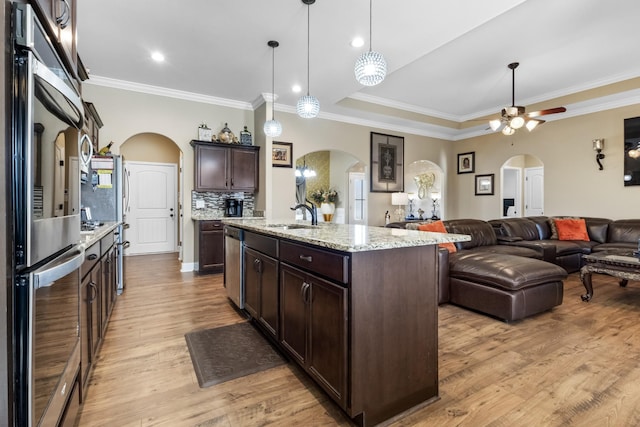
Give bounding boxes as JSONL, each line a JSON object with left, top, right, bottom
{"left": 354, "top": 0, "right": 387, "bottom": 86}
{"left": 296, "top": 0, "right": 320, "bottom": 118}
{"left": 264, "top": 40, "right": 282, "bottom": 137}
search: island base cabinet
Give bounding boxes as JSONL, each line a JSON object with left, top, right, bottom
{"left": 280, "top": 263, "right": 348, "bottom": 409}
{"left": 243, "top": 247, "right": 279, "bottom": 339}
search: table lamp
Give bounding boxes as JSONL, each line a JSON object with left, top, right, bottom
{"left": 391, "top": 192, "right": 409, "bottom": 222}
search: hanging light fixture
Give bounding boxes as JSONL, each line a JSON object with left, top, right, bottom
{"left": 264, "top": 40, "right": 282, "bottom": 137}
{"left": 354, "top": 0, "right": 387, "bottom": 86}
{"left": 295, "top": 156, "right": 317, "bottom": 178}
{"left": 296, "top": 0, "right": 320, "bottom": 118}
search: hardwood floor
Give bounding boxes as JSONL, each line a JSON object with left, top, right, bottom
{"left": 78, "top": 253, "right": 640, "bottom": 426}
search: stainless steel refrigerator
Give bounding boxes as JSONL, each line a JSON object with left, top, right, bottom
{"left": 81, "top": 155, "right": 130, "bottom": 293}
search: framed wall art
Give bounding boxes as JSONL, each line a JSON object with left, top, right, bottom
{"left": 370, "top": 132, "right": 404, "bottom": 192}
{"left": 457, "top": 152, "right": 475, "bottom": 174}
{"left": 475, "top": 173, "right": 494, "bottom": 196}
{"left": 272, "top": 141, "right": 293, "bottom": 168}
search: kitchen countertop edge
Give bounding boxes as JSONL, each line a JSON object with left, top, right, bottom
{"left": 221, "top": 218, "right": 470, "bottom": 253}
{"left": 79, "top": 221, "right": 121, "bottom": 248}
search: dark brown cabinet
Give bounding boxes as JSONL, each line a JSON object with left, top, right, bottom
{"left": 195, "top": 220, "right": 224, "bottom": 273}
{"left": 31, "top": 0, "right": 78, "bottom": 79}
{"left": 280, "top": 263, "right": 348, "bottom": 408}
{"left": 79, "top": 231, "right": 118, "bottom": 399}
{"left": 191, "top": 140, "right": 260, "bottom": 192}
{"left": 244, "top": 247, "right": 279, "bottom": 339}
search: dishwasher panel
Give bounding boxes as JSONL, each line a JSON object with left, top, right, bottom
{"left": 224, "top": 226, "right": 244, "bottom": 309}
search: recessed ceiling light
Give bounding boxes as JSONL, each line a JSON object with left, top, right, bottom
{"left": 351, "top": 37, "right": 365, "bottom": 48}
{"left": 151, "top": 51, "right": 165, "bottom": 62}
{"left": 292, "top": 84, "right": 302, "bottom": 93}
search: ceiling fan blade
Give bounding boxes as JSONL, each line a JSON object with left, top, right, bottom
{"left": 526, "top": 107, "right": 566, "bottom": 118}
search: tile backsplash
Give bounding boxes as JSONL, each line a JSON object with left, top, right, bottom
{"left": 191, "top": 191, "right": 255, "bottom": 218}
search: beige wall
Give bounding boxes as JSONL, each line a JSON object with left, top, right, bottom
{"left": 82, "top": 82, "right": 640, "bottom": 266}
{"left": 452, "top": 104, "right": 640, "bottom": 220}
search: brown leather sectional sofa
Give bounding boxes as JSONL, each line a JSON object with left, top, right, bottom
{"left": 489, "top": 217, "right": 640, "bottom": 273}
{"left": 388, "top": 216, "right": 640, "bottom": 322}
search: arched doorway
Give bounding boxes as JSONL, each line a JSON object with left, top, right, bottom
{"left": 500, "top": 154, "right": 544, "bottom": 218}
{"left": 120, "top": 133, "right": 183, "bottom": 258}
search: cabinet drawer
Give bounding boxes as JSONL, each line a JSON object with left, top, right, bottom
{"left": 100, "top": 231, "right": 116, "bottom": 256}
{"left": 245, "top": 231, "right": 278, "bottom": 258}
{"left": 81, "top": 242, "right": 100, "bottom": 279}
{"left": 200, "top": 220, "right": 223, "bottom": 231}
{"left": 280, "top": 241, "right": 349, "bottom": 284}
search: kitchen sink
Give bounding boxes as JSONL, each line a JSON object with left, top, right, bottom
{"left": 264, "top": 223, "right": 317, "bottom": 230}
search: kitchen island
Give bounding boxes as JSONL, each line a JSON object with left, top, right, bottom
{"left": 222, "top": 219, "right": 469, "bottom": 427}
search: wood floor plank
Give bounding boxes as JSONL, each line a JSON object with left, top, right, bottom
{"left": 77, "top": 253, "right": 640, "bottom": 426}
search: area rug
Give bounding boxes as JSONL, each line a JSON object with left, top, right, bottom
{"left": 185, "top": 322, "right": 286, "bottom": 388}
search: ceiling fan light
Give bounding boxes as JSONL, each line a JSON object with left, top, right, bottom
{"left": 264, "top": 119, "right": 282, "bottom": 137}
{"left": 296, "top": 94, "right": 320, "bottom": 118}
{"left": 355, "top": 50, "right": 387, "bottom": 86}
{"left": 489, "top": 119, "right": 503, "bottom": 131}
{"left": 629, "top": 149, "right": 640, "bottom": 159}
{"left": 510, "top": 116, "right": 525, "bottom": 129}
{"left": 526, "top": 119, "right": 541, "bottom": 131}
{"left": 502, "top": 125, "right": 515, "bottom": 136}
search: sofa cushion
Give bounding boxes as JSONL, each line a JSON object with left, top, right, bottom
{"left": 448, "top": 252, "right": 567, "bottom": 291}
{"left": 607, "top": 219, "right": 640, "bottom": 244}
{"left": 549, "top": 216, "right": 580, "bottom": 239}
{"left": 528, "top": 216, "right": 552, "bottom": 239}
{"left": 417, "top": 221, "right": 456, "bottom": 253}
{"left": 584, "top": 217, "right": 611, "bottom": 244}
{"left": 444, "top": 219, "right": 497, "bottom": 250}
{"left": 555, "top": 218, "right": 590, "bottom": 241}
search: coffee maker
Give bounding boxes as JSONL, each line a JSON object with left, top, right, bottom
{"left": 224, "top": 198, "right": 243, "bottom": 217}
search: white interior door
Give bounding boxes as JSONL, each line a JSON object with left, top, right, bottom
{"left": 125, "top": 161, "right": 177, "bottom": 255}
{"left": 525, "top": 167, "right": 544, "bottom": 216}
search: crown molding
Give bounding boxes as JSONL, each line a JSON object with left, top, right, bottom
{"left": 85, "top": 75, "right": 640, "bottom": 142}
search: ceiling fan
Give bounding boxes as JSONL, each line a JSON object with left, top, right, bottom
{"left": 489, "top": 62, "right": 566, "bottom": 135}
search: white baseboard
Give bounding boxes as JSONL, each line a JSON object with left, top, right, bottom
{"left": 181, "top": 262, "right": 196, "bottom": 272}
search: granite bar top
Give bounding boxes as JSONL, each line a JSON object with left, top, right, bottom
{"left": 221, "top": 218, "right": 470, "bottom": 253}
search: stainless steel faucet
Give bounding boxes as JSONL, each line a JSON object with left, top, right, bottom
{"left": 290, "top": 202, "right": 317, "bottom": 225}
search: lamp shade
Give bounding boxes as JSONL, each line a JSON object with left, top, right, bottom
{"left": 264, "top": 119, "right": 282, "bottom": 137}
{"left": 296, "top": 95, "right": 320, "bottom": 118}
{"left": 355, "top": 50, "right": 387, "bottom": 86}
{"left": 391, "top": 192, "right": 409, "bottom": 206}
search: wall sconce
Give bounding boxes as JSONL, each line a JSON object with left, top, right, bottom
{"left": 391, "top": 192, "right": 409, "bottom": 222}
{"left": 593, "top": 139, "right": 605, "bottom": 170}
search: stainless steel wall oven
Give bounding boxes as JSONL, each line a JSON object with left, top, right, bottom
{"left": 12, "top": 4, "right": 90, "bottom": 426}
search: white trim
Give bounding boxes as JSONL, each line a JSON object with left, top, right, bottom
{"left": 181, "top": 262, "right": 196, "bottom": 272}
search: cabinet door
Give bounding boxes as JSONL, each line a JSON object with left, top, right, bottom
{"left": 101, "top": 250, "right": 112, "bottom": 333}
{"left": 230, "top": 148, "right": 258, "bottom": 191}
{"left": 199, "top": 221, "right": 224, "bottom": 273}
{"left": 55, "top": 0, "right": 77, "bottom": 74}
{"left": 308, "top": 275, "right": 348, "bottom": 406}
{"left": 280, "top": 264, "right": 308, "bottom": 365}
{"left": 88, "top": 264, "right": 102, "bottom": 360}
{"left": 80, "top": 273, "right": 91, "bottom": 394}
{"left": 258, "top": 254, "right": 279, "bottom": 339}
{"left": 195, "top": 145, "right": 228, "bottom": 191}
{"left": 243, "top": 247, "right": 260, "bottom": 319}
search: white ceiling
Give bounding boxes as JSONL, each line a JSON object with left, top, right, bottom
{"left": 76, "top": 0, "right": 640, "bottom": 140}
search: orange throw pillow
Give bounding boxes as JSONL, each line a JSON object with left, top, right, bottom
{"left": 554, "top": 218, "right": 590, "bottom": 241}
{"left": 417, "top": 221, "right": 457, "bottom": 253}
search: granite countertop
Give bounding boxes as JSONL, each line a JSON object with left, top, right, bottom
{"left": 221, "top": 218, "right": 470, "bottom": 253}
{"left": 79, "top": 221, "right": 121, "bottom": 248}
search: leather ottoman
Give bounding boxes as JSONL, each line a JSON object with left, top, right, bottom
{"left": 448, "top": 251, "right": 567, "bottom": 321}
